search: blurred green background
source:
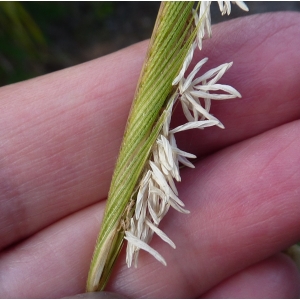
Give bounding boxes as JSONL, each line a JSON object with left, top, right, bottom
{"left": 1, "top": 1, "right": 299, "bottom": 87}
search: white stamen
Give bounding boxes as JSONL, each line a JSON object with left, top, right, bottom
{"left": 190, "top": 90, "right": 240, "bottom": 100}
{"left": 148, "top": 199, "right": 160, "bottom": 225}
{"left": 150, "top": 161, "right": 185, "bottom": 207}
{"left": 194, "top": 2, "right": 212, "bottom": 50}
{"left": 172, "top": 42, "right": 196, "bottom": 85}
{"left": 180, "top": 58, "right": 208, "bottom": 93}
{"left": 172, "top": 147, "right": 196, "bottom": 159}
{"left": 166, "top": 173, "right": 178, "bottom": 195}
{"left": 218, "top": 1, "right": 231, "bottom": 15}
{"left": 184, "top": 93, "right": 220, "bottom": 123}
{"left": 170, "top": 119, "right": 219, "bottom": 134}
{"left": 192, "top": 62, "right": 232, "bottom": 86}
{"left": 145, "top": 219, "right": 176, "bottom": 249}
{"left": 135, "top": 170, "right": 151, "bottom": 219}
{"left": 178, "top": 156, "right": 195, "bottom": 169}
{"left": 233, "top": 1, "right": 249, "bottom": 12}
{"left": 218, "top": 1, "right": 249, "bottom": 15}
{"left": 125, "top": 231, "right": 167, "bottom": 266}
{"left": 199, "top": 84, "right": 241, "bottom": 97}
{"left": 181, "top": 100, "right": 195, "bottom": 122}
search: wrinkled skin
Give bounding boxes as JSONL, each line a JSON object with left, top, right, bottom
{"left": 0, "top": 12, "right": 300, "bottom": 298}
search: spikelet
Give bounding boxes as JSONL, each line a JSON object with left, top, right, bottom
{"left": 87, "top": 1, "right": 248, "bottom": 292}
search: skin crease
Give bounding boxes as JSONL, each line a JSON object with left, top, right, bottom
{"left": 201, "top": 253, "right": 300, "bottom": 298}
{"left": 0, "top": 11, "right": 299, "bottom": 298}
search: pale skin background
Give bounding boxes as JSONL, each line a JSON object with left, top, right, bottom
{"left": 0, "top": 12, "right": 300, "bottom": 298}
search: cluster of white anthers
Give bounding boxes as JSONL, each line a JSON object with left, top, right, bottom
{"left": 124, "top": 1, "right": 248, "bottom": 267}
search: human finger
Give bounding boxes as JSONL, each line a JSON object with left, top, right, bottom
{"left": 173, "top": 11, "right": 300, "bottom": 158}
{"left": 107, "top": 120, "right": 300, "bottom": 297}
{"left": 201, "top": 253, "right": 300, "bottom": 298}
{"left": 0, "top": 12, "right": 299, "bottom": 251}
{"left": 0, "top": 43, "right": 145, "bottom": 250}
{"left": 1, "top": 118, "right": 300, "bottom": 298}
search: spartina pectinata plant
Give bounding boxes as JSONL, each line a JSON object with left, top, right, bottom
{"left": 87, "top": 1, "right": 248, "bottom": 292}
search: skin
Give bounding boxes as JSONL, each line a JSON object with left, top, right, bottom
{"left": 0, "top": 12, "right": 300, "bottom": 298}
